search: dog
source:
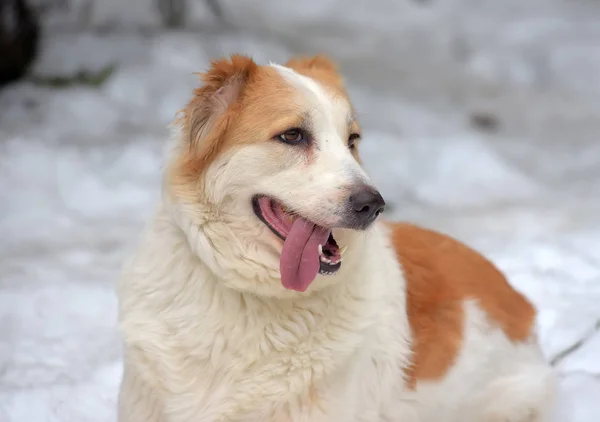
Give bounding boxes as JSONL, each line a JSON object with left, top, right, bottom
{"left": 117, "top": 54, "right": 556, "bottom": 422}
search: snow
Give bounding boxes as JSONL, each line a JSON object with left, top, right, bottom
{"left": 1, "top": 1, "right": 600, "bottom": 420}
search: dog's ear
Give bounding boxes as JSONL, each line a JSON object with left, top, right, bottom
{"left": 285, "top": 55, "right": 345, "bottom": 92}
{"left": 179, "top": 54, "right": 257, "bottom": 173}
{"left": 285, "top": 55, "right": 338, "bottom": 73}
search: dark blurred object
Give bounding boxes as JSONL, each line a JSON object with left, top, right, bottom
{"left": 156, "top": 0, "right": 226, "bottom": 28}
{"left": 30, "top": 64, "right": 115, "bottom": 88}
{"left": 0, "top": 0, "right": 40, "bottom": 87}
{"left": 469, "top": 111, "right": 500, "bottom": 133}
{"left": 205, "top": 0, "right": 225, "bottom": 24}
{"left": 156, "top": 0, "right": 186, "bottom": 28}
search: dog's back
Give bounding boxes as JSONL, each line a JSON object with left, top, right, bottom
{"left": 389, "top": 223, "right": 556, "bottom": 421}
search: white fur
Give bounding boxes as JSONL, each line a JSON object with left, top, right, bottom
{"left": 411, "top": 302, "right": 557, "bottom": 422}
{"left": 117, "top": 63, "right": 556, "bottom": 421}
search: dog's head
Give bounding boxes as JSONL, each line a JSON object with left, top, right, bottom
{"left": 165, "top": 54, "right": 385, "bottom": 296}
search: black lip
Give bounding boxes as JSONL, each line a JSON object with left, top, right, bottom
{"left": 252, "top": 195, "right": 341, "bottom": 276}
{"left": 319, "top": 258, "right": 341, "bottom": 274}
{"left": 252, "top": 195, "right": 285, "bottom": 241}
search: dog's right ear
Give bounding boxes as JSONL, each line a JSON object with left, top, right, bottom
{"left": 285, "top": 54, "right": 345, "bottom": 93}
{"left": 178, "top": 54, "right": 257, "bottom": 174}
{"left": 286, "top": 55, "right": 338, "bottom": 72}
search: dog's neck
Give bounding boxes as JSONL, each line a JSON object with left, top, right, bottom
{"left": 126, "top": 204, "right": 398, "bottom": 339}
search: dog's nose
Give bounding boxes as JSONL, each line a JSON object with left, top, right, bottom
{"left": 348, "top": 186, "right": 386, "bottom": 227}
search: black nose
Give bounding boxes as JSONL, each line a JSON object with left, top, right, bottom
{"left": 348, "top": 187, "right": 386, "bottom": 228}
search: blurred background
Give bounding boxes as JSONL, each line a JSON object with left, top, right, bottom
{"left": 1, "top": 0, "right": 599, "bottom": 421}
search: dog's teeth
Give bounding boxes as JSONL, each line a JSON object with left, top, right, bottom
{"left": 318, "top": 244, "right": 324, "bottom": 257}
{"left": 320, "top": 256, "right": 332, "bottom": 265}
{"left": 339, "top": 246, "right": 347, "bottom": 256}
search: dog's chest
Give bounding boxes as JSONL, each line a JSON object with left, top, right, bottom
{"left": 193, "top": 346, "right": 379, "bottom": 422}
{"left": 163, "top": 297, "right": 386, "bottom": 421}
{"left": 197, "top": 326, "right": 364, "bottom": 419}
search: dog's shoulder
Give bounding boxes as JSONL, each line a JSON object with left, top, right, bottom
{"left": 385, "top": 222, "right": 536, "bottom": 387}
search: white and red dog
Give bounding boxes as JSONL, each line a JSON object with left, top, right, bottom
{"left": 117, "top": 55, "right": 556, "bottom": 422}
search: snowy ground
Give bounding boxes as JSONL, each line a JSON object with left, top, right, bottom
{"left": 1, "top": 1, "right": 600, "bottom": 421}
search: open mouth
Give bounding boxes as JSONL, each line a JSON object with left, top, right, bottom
{"left": 252, "top": 195, "right": 343, "bottom": 292}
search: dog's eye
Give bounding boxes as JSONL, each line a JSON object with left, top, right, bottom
{"left": 278, "top": 128, "right": 305, "bottom": 144}
{"left": 348, "top": 133, "right": 360, "bottom": 149}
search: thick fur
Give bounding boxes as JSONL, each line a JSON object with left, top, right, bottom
{"left": 117, "top": 55, "right": 556, "bottom": 422}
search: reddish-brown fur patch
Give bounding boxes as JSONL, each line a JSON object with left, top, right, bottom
{"left": 285, "top": 55, "right": 347, "bottom": 97}
{"left": 169, "top": 55, "right": 320, "bottom": 197}
{"left": 387, "top": 223, "right": 536, "bottom": 389}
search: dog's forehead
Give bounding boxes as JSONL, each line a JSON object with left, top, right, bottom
{"left": 270, "top": 64, "right": 352, "bottom": 132}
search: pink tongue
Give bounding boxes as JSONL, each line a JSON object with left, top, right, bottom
{"left": 280, "top": 218, "right": 330, "bottom": 292}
